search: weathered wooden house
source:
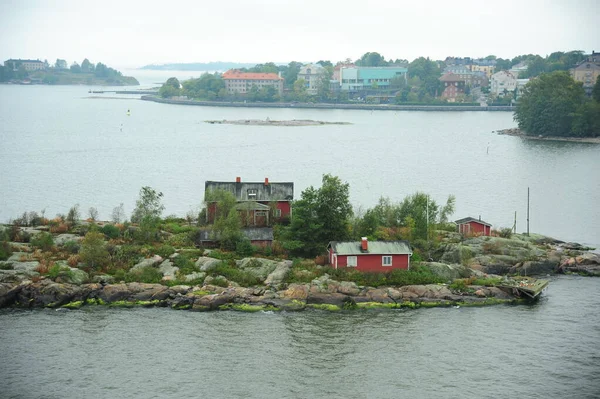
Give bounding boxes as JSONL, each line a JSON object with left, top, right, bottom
{"left": 327, "top": 238, "right": 413, "bottom": 272}
{"left": 205, "top": 177, "right": 294, "bottom": 227}
{"left": 455, "top": 216, "right": 492, "bottom": 236}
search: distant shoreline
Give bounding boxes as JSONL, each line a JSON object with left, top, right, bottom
{"left": 496, "top": 128, "right": 600, "bottom": 144}
{"left": 141, "top": 95, "right": 514, "bottom": 112}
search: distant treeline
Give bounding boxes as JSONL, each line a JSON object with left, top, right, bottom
{"left": 140, "top": 62, "right": 258, "bottom": 71}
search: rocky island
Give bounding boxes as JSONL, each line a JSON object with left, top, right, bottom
{"left": 1, "top": 222, "right": 597, "bottom": 312}
{"left": 205, "top": 119, "right": 351, "bottom": 126}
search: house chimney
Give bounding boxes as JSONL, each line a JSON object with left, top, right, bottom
{"left": 361, "top": 237, "right": 368, "bottom": 251}
{"left": 264, "top": 177, "right": 269, "bottom": 186}
{"left": 479, "top": 215, "right": 481, "bottom": 221}
{"left": 236, "top": 177, "right": 241, "bottom": 183}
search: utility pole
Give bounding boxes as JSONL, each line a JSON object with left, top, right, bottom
{"left": 526, "top": 187, "right": 530, "bottom": 236}
{"left": 513, "top": 211, "right": 517, "bottom": 234}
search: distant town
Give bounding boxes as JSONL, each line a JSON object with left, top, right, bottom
{"left": 151, "top": 50, "right": 600, "bottom": 106}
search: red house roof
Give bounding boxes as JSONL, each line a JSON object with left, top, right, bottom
{"left": 454, "top": 217, "right": 492, "bottom": 227}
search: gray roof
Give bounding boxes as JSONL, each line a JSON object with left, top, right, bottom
{"left": 205, "top": 180, "right": 293, "bottom": 201}
{"left": 454, "top": 217, "right": 492, "bottom": 226}
{"left": 329, "top": 241, "right": 412, "bottom": 256}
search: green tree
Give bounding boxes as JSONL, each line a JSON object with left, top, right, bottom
{"left": 81, "top": 58, "right": 93, "bottom": 72}
{"left": 80, "top": 231, "right": 109, "bottom": 270}
{"left": 315, "top": 65, "right": 333, "bottom": 101}
{"left": 356, "top": 52, "right": 388, "bottom": 67}
{"left": 282, "top": 174, "right": 352, "bottom": 257}
{"left": 70, "top": 62, "right": 81, "bottom": 73}
{"left": 592, "top": 75, "right": 600, "bottom": 103}
{"left": 165, "top": 77, "right": 180, "bottom": 89}
{"left": 514, "top": 71, "right": 587, "bottom": 137}
{"left": 204, "top": 189, "right": 242, "bottom": 250}
{"left": 131, "top": 187, "right": 164, "bottom": 223}
{"left": 159, "top": 78, "right": 181, "bottom": 98}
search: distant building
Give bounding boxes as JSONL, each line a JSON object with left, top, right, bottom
{"left": 509, "top": 62, "right": 528, "bottom": 78}
{"left": 571, "top": 52, "right": 600, "bottom": 96}
{"left": 297, "top": 63, "right": 326, "bottom": 95}
{"left": 328, "top": 238, "right": 413, "bottom": 272}
{"left": 440, "top": 73, "right": 466, "bottom": 102}
{"left": 339, "top": 66, "right": 407, "bottom": 92}
{"left": 470, "top": 64, "right": 495, "bottom": 79}
{"left": 4, "top": 59, "right": 47, "bottom": 72}
{"left": 222, "top": 70, "right": 284, "bottom": 97}
{"left": 491, "top": 71, "right": 518, "bottom": 96}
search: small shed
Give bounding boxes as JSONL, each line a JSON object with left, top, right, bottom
{"left": 455, "top": 217, "right": 492, "bottom": 236}
{"left": 327, "top": 238, "right": 413, "bottom": 272}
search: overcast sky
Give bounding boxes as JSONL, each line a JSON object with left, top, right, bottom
{"left": 1, "top": 0, "right": 598, "bottom": 68}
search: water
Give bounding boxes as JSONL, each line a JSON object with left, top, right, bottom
{"left": 1, "top": 84, "right": 599, "bottom": 248}
{"left": 0, "top": 276, "right": 598, "bottom": 398}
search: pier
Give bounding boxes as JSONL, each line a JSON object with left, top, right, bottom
{"left": 498, "top": 278, "right": 549, "bottom": 299}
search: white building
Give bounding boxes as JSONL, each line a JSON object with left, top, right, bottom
{"left": 491, "top": 71, "right": 518, "bottom": 96}
{"left": 509, "top": 62, "right": 528, "bottom": 78}
{"left": 297, "top": 63, "right": 325, "bottom": 94}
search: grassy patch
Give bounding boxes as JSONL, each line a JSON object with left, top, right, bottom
{"left": 307, "top": 303, "right": 341, "bottom": 311}
{"left": 209, "top": 262, "right": 262, "bottom": 287}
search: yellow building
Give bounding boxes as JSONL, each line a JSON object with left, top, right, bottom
{"left": 571, "top": 52, "right": 600, "bottom": 96}
{"left": 470, "top": 64, "right": 494, "bottom": 78}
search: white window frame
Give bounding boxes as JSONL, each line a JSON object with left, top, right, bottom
{"left": 382, "top": 256, "right": 392, "bottom": 267}
{"left": 274, "top": 209, "right": 282, "bottom": 218}
{"left": 247, "top": 189, "right": 257, "bottom": 198}
{"left": 347, "top": 256, "right": 357, "bottom": 267}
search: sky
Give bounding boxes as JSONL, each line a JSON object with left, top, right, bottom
{"left": 1, "top": 0, "right": 598, "bottom": 69}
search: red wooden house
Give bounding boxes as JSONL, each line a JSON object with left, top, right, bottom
{"left": 455, "top": 216, "right": 492, "bottom": 236}
{"left": 327, "top": 238, "right": 413, "bottom": 272}
{"left": 205, "top": 177, "right": 293, "bottom": 227}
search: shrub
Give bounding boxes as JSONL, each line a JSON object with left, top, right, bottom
{"left": 498, "top": 228, "right": 513, "bottom": 239}
{"left": 210, "top": 262, "right": 262, "bottom": 287}
{"left": 47, "top": 264, "right": 63, "bottom": 279}
{"left": 80, "top": 231, "right": 109, "bottom": 270}
{"left": 235, "top": 239, "right": 255, "bottom": 257}
{"left": 482, "top": 239, "right": 503, "bottom": 255}
{"left": 211, "top": 276, "right": 229, "bottom": 287}
{"left": 101, "top": 224, "right": 121, "bottom": 239}
{"left": 154, "top": 244, "right": 176, "bottom": 258}
{"left": 166, "top": 232, "right": 194, "bottom": 247}
{"left": 173, "top": 254, "right": 197, "bottom": 275}
{"left": 30, "top": 232, "right": 54, "bottom": 252}
{"left": 63, "top": 240, "right": 80, "bottom": 254}
{"left": 66, "top": 204, "right": 80, "bottom": 225}
{"left": 127, "top": 266, "right": 162, "bottom": 284}
{"left": 67, "top": 254, "right": 80, "bottom": 267}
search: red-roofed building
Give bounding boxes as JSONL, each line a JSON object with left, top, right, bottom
{"left": 222, "top": 70, "right": 284, "bottom": 96}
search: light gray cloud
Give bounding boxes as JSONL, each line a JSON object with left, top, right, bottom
{"left": 1, "top": 0, "right": 598, "bottom": 68}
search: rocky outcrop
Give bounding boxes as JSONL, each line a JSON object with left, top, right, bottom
{"left": 0, "top": 274, "right": 524, "bottom": 311}
{"left": 195, "top": 257, "right": 221, "bottom": 271}
{"left": 131, "top": 255, "right": 163, "bottom": 271}
{"left": 558, "top": 252, "right": 600, "bottom": 276}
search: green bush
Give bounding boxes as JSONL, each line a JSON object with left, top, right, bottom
{"left": 166, "top": 232, "right": 194, "bottom": 247}
{"left": 162, "top": 222, "right": 194, "bottom": 234}
{"left": 30, "top": 232, "right": 54, "bottom": 251}
{"left": 101, "top": 224, "right": 121, "bottom": 239}
{"left": 235, "top": 239, "right": 255, "bottom": 257}
{"left": 63, "top": 240, "right": 80, "bottom": 254}
{"left": 211, "top": 276, "right": 229, "bottom": 287}
{"left": 173, "top": 254, "right": 197, "bottom": 275}
{"left": 155, "top": 244, "right": 176, "bottom": 258}
{"left": 210, "top": 262, "right": 262, "bottom": 287}
{"left": 127, "top": 266, "right": 162, "bottom": 284}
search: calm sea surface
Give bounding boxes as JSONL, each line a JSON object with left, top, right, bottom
{"left": 0, "top": 84, "right": 599, "bottom": 248}
{"left": 1, "top": 276, "right": 599, "bottom": 399}
{"left": 1, "top": 82, "right": 600, "bottom": 398}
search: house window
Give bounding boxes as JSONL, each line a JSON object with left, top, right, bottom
{"left": 274, "top": 209, "right": 282, "bottom": 218}
{"left": 382, "top": 256, "right": 392, "bottom": 266}
{"left": 247, "top": 189, "right": 257, "bottom": 198}
{"left": 347, "top": 256, "right": 357, "bottom": 267}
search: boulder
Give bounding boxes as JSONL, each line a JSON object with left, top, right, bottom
{"left": 54, "top": 234, "right": 82, "bottom": 246}
{"left": 236, "top": 258, "right": 280, "bottom": 281}
{"left": 279, "top": 283, "right": 309, "bottom": 300}
{"left": 204, "top": 275, "right": 228, "bottom": 286}
{"left": 365, "top": 288, "right": 392, "bottom": 303}
{"left": 92, "top": 275, "right": 115, "bottom": 284}
{"left": 337, "top": 281, "right": 360, "bottom": 296}
{"left": 306, "top": 292, "right": 349, "bottom": 307}
{"left": 195, "top": 257, "right": 221, "bottom": 271}
{"left": 420, "top": 262, "right": 473, "bottom": 280}
{"left": 158, "top": 260, "right": 179, "bottom": 281}
{"left": 12, "top": 261, "right": 40, "bottom": 273}
{"left": 131, "top": 255, "right": 163, "bottom": 271}
{"left": 55, "top": 268, "right": 89, "bottom": 285}
{"left": 7, "top": 252, "right": 29, "bottom": 262}
{"left": 184, "top": 272, "right": 206, "bottom": 282}
{"left": 193, "top": 291, "right": 235, "bottom": 310}
{"left": 264, "top": 260, "right": 292, "bottom": 287}
{"left": 510, "top": 259, "right": 559, "bottom": 276}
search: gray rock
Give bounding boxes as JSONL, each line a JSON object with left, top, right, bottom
{"left": 55, "top": 268, "right": 89, "bottom": 285}
{"left": 12, "top": 261, "right": 40, "bottom": 273}
{"left": 337, "top": 281, "right": 360, "bottom": 296}
{"left": 54, "top": 234, "right": 82, "bottom": 246}
{"left": 204, "top": 275, "right": 228, "bottom": 286}
{"left": 92, "top": 275, "right": 115, "bottom": 284}
{"left": 420, "top": 262, "right": 473, "bottom": 280}
{"left": 131, "top": 255, "right": 163, "bottom": 271}
{"left": 7, "top": 252, "right": 29, "bottom": 262}
{"left": 158, "top": 260, "right": 179, "bottom": 280}
{"left": 236, "top": 258, "right": 280, "bottom": 281}
{"left": 264, "top": 260, "right": 292, "bottom": 287}
{"left": 184, "top": 272, "right": 206, "bottom": 282}
{"left": 195, "top": 257, "right": 221, "bottom": 271}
